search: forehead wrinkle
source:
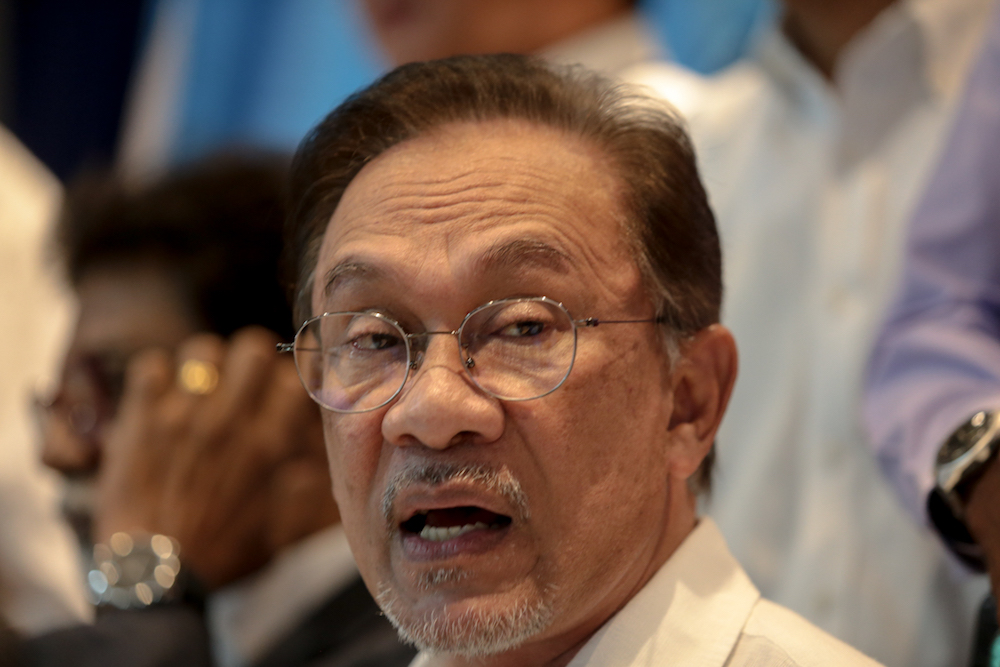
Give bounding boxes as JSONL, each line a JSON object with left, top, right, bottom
{"left": 360, "top": 155, "right": 586, "bottom": 223}
{"left": 321, "top": 120, "right": 636, "bottom": 308}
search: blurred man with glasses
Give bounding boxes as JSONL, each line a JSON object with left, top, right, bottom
{"left": 272, "top": 54, "right": 881, "bottom": 666}
{"left": 24, "top": 155, "right": 413, "bottom": 667}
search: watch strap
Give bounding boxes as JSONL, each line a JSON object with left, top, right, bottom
{"left": 928, "top": 487, "right": 986, "bottom": 571}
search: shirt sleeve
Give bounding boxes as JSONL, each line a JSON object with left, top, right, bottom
{"left": 863, "top": 7, "right": 1000, "bottom": 527}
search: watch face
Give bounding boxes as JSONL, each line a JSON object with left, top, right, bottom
{"left": 938, "top": 411, "right": 991, "bottom": 464}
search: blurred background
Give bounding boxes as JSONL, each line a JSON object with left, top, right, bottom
{"left": 0, "top": 0, "right": 776, "bottom": 185}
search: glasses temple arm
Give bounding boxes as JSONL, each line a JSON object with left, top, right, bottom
{"left": 576, "top": 316, "right": 668, "bottom": 328}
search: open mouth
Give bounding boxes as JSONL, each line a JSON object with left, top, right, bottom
{"left": 401, "top": 506, "right": 512, "bottom": 542}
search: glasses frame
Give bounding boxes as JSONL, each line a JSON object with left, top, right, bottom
{"left": 278, "top": 296, "right": 662, "bottom": 413}
{"left": 34, "top": 353, "right": 127, "bottom": 441}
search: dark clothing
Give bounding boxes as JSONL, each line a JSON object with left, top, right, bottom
{"left": 22, "top": 606, "right": 213, "bottom": 667}
{"left": 253, "top": 576, "right": 413, "bottom": 667}
{"left": 16, "top": 576, "right": 413, "bottom": 667}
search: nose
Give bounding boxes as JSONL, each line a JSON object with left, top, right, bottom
{"left": 381, "top": 335, "right": 504, "bottom": 450}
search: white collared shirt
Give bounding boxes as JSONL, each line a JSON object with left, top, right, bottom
{"left": 410, "top": 519, "right": 880, "bottom": 667}
{"left": 626, "top": 1, "right": 994, "bottom": 664}
{"left": 206, "top": 524, "right": 358, "bottom": 667}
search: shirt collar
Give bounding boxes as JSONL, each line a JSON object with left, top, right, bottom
{"left": 906, "top": 0, "right": 994, "bottom": 101}
{"left": 567, "top": 517, "right": 759, "bottom": 667}
{"left": 541, "top": 10, "right": 664, "bottom": 78}
{"left": 409, "top": 519, "right": 758, "bottom": 667}
{"left": 753, "top": 0, "right": 993, "bottom": 166}
{"left": 206, "top": 525, "right": 358, "bottom": 667}
{"left": 757, "top": 0, "right": 993, "bottom": 101}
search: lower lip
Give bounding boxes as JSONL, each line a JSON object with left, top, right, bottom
{"left": 400, "top": 524, "right": 511, "bottom": 561}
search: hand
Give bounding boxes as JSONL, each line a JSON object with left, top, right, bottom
{"left": 92, "top": 327, "right": 338, "bottom": 590}
{"left": 965, "top": 455, "right": 1000, "bottom": 624}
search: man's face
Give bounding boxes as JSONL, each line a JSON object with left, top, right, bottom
{"left": 40, "top": 264, "right": 198, "bottom": 534}
{"left": 360, "top": 0, "right": 635, "bottom": 66}
{"left": 313, "top": 119, "right": 689, "bottom": 657}
{"left": 360, "top": 0, "right": 535, "bottom": 65}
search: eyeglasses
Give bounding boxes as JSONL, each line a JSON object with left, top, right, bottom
{"left": 33, "top": 353, "right": 127, "bottom": 442}
{"left": 278, "top": 296, "right": 661, "bottom": 413}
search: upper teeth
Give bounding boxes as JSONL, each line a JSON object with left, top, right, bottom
{"left": 419, "top": 522, "right": 490, "bottom": 542}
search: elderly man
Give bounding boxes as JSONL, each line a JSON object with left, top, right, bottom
{"left": 276, "top": 54, "right": 879, "bottom": 666}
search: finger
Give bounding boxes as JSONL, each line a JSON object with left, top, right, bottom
{"left": 171, "top": 331, "right": 228, "bottom": 429}
{"left": 211, "top": 327, "right": 282, "bottom": 416}
{"left": 105, "top": 348, "right": 175, "bottom": 458}
{"left": 177, "top": 328, "right": 280, "bottom": 457}
{"left": 251, "top": 359, "right": 322, "bottom": 461}
{"left": 159, "top": 335, "right": 230, "bottom": 481}
{"left": 94, "top": 349, "right": 177, "bottom": 541}
{"left": 119, "top": 347, "right": 174, "bottom": 412}
{"left": 174, "top": 334, "right": 227, "bottom": 396}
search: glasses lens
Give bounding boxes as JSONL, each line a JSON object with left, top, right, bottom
{"left": 461, "top": 298, "right": 576, "bottom": 401}
{"left": 294, "top": 313, "right": 410, "bottom": 412}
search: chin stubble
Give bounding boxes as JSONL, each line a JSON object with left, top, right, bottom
{"left": 376, "top": 580, "right": 555, "bottom": 657}
{"left": 377, "top": 462, "right": 552, "bottom": 656}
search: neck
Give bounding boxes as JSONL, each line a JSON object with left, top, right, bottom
{"left": 782, "top": 0, "right": 897, "bottom": 79}
{"left": 434, "top": 482, "right": 698, "bottom": 667}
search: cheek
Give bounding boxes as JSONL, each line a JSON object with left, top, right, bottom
{"left": 322, "top": 411, "right": 386, "bottom": 536}
{"left": 531, "top": 341, "right": 673, "bottom": 535}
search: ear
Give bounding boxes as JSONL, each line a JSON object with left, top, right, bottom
{"left": 665, "top": 324, "right": 738, "bottom": 480}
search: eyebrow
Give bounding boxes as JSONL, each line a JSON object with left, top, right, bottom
{"left": 475, "top": 238, "right": 572, "bottom": 276}
{"left": 323, "top": 261, "right": 383, "bottom": 297}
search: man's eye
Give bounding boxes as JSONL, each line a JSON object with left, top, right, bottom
{"left": 496, "top": 320, "right": 546, "bottom": 338}
{"left": 351, "top": 332, "right": 402, "bottom": 350}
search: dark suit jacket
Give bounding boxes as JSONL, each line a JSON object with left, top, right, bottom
{"left": 252, "top": 575, "right": 414, "bottom": 667}
{"left": 16, "top": 575, "right": 414, "bottom": 667}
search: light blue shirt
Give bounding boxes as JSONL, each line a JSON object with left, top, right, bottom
{"left": 864, "top": 0, "right": 1000, "bottom": 528}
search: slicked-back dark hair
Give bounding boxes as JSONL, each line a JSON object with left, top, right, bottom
{"left": 286, "top": 54, "right": 721, "bottom": 492}
{"left": 58, "top": 152, "right": 295, "bottom": 341}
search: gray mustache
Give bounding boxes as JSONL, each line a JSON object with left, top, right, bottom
{"left": 381, "top": 462, "right": 530, "bottom": 527}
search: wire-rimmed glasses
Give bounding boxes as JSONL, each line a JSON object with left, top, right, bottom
{"left": 278, "top": 296, "right": 662, "bottom": 413}
{"left": 34, "top": 353, "right": 127, "bottom": 442}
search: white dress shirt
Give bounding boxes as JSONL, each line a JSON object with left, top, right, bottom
{"left": 206, "top": 524, "right": 358, "bottom": 667}
{"left": 410, "top": 519, "right": 880, "bottom": 667}
{"left": 627, "top": 1, "right": 994, "bottom": 665}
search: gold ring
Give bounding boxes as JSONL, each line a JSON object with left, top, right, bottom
{"left": 177, "top": 359, "right": 219, "bottom": 395}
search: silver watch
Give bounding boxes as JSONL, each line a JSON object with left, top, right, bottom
{"left": 935, "top": 410, "right": 1000, "bottom": 519}
{"left": 87, "top": 533, "right": 183, "bottom": 609}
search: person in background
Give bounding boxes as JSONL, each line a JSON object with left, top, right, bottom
{"left": 863, "top": 4, "right": 1000, "bottom": 664}
{"left": 24, "top": 154, "right": 414, "bottom": 667}
{"left": 356, "top": 0, "right": 995, "bottom": 663}
{"left": 359, "top": 0, "right": 662, "bottom": 77}
{"left": 624, "top": 0, "right": 996, "bottom": 663}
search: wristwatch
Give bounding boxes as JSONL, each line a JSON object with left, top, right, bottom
{"left": 928, "top": 410, "right": 1000, "bottom": 570}
{"left": 87, "top": 533, "right": 196, "bottom": 609}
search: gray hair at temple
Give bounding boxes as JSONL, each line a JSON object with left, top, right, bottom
{"left": 284, "top": 53, "right": 721, "bottom": 492}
